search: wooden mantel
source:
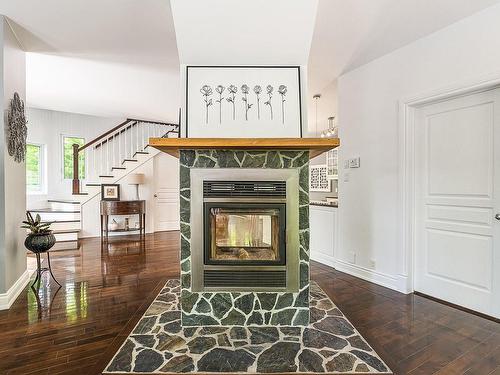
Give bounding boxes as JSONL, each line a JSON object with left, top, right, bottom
{"left": 149, "top": 138, "right": 340, "bottom": 159}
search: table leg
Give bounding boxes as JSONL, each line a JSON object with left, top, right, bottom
{"left": 105, "top": 215, "right": 109, "bottom": 242}
{"left": 143, "top": 213, "right": 146, "bottom": 237}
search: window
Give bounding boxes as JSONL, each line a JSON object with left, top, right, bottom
{"left": 26, "top": 143, "right": 44, "bottom": 193}
{"left": 63, "top": 136, "right": 85, "bottom": 179}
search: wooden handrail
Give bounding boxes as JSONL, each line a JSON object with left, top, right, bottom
{"left": 93, "top": 121, "right": 137, "bottom": 150}
{"left": 127, "top": 118, "right": 178, "bottom": 126}
{"left": 78, "top": 119, "right": 132, "bottom": 152}
{"left": 72, "top": 117, "right": 179, "bottom": 195}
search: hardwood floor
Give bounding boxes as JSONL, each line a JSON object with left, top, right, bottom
{"left": 0, "top": 232, "right": 498, "bottom": 375}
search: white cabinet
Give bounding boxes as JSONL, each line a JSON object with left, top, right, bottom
{"left": 309, "top": 205, "right": 337, "bottom": 267}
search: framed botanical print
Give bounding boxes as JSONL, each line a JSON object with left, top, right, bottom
{"left": 309, "top": 164, "right": 331, "bottom": 192}
{"left": 186, "top": 66, "right": 302, "bottom": 138}
{"left": 101, "top": 184, "right": 120, "bottom": 201}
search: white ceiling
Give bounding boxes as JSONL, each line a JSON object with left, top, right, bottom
{"left": 1, "top": 0, "right": 499, "bottom": 120}
{"left": 0, "top": 0, "right": 180, "bottom": 121}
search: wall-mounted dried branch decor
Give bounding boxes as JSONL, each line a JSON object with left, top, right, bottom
{"left": 7, "top": 92, "right": 28, "bottom": 163}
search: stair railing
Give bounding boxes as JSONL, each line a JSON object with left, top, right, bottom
{"left": 72, "top": 118, "right": 178, "bottom": 195}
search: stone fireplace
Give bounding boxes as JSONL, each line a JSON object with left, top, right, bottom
{"left": 179, "top": 150, "right": 310, "bottom": 326}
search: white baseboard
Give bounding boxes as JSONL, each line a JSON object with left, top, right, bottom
{"left": 311, "top": 252, "right": 336, "bottom": 268}
{"left": 312, "top": 255, "right": 410, "bottom": 294}
{"left": 0, "top": 269, "right": 31, "bottom": 310}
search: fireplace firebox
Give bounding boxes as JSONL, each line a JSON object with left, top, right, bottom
{"left": 201, "top": 181, "right": 289, "bottom": 289}
{"left": 204, "top": 202, "right": 286, "bottom": 266}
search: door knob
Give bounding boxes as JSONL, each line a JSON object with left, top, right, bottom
{"left": 496, "top": 213, "right": 500, "bottom": 221}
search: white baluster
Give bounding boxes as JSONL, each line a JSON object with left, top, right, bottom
{"left": 130, "top": 124, "right": 133, "bottom": 159}
{"left": 142, "top": 122, "right": 145, "bottom": 150}
{"left": 93, "top": 145, "right": 97, "bottom": 181}
{"left": 136, "top": 121, "right": 140, "bottom": 152}
{"left": 100, "top": 142, "right": 103, "bottom": 176}
{"left": 107, "top": 138, "right": 110, "bottom": 174}
{"left": 119, "top": 131, "right": 122, "bottom": 166}
{"left": 124, "top": 128, "right": 126, "bottom": 160}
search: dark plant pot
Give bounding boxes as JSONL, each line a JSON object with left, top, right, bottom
{"left": 24, "top": 232, "right": 56, "bottom": 254}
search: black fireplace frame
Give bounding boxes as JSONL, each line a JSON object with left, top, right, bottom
{"left": 203, "top": 202, "right": 287, "bottom": 266}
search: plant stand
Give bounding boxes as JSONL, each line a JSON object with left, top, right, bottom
{"left": 31, "top": 251, "right": 61, "bottom": 289}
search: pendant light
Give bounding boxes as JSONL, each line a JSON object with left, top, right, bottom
{"left": 313, "top": 94, "right": 321, "bottom": 137}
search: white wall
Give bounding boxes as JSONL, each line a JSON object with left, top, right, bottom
{"left": 172, "top": 1, "right": 318, "bottom": 139}
{"left": 26, "top": 108, "right": 121, "bottom": 207}
{"left": 336, "top": 3, "right": 500, "bottom": 292}
{"left": 171, "top": 0, "right": 318, "bottom": 66}
{"left": 307, "top": 80, "right": 338, "bottom": 201}
{"left": 0, "top": 17, "right": 27, "bottom": 296}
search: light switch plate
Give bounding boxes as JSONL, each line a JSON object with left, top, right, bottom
{"left": 349, "top": 157, "right": 360, "bottom": 168}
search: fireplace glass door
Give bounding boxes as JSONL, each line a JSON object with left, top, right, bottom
{"left": 204, "top": 203, "right": 286, "bottom": 265}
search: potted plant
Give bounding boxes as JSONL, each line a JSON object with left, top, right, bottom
{"left": 21, "top": 212, "right": 56, "bottom": 253}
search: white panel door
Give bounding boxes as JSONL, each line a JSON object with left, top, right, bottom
{"left": 153, "top": 153, "right": 180, "bottom": 232}
{"left": 415, "top": 89, "right": 499, "bottom": 318}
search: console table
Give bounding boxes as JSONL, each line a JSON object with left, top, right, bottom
{"left": 100, "top": 200, "right": 146, "bottom": 241}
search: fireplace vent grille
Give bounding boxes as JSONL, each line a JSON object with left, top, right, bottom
{"left": 203, "top": 181, "right": 286, "bottom": 198}
{"left": 204, "top": 270, "right": 286, "bottom": 288}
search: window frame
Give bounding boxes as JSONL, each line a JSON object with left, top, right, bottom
{"left": 61, "top": 134, "right": 86, "bottom": 180}
{"left": 26, "top": 142, "right": 47, "bottom": 195}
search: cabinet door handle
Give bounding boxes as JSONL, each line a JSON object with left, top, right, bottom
{"left": 154, "top": 194, "right": 158, "bottom": 198}
{"left": 495, "top": 213, "right": 500, "bottom": 221}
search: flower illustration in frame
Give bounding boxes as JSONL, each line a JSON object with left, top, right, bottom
{"left": 200, "top": 85, "right": 213, "bottom": 124}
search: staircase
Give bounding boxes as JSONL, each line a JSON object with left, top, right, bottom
{"left": 28, "top": 118, "right": 179, "bottom": 250}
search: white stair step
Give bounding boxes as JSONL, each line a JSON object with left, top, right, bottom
{"left": 51, "top": 240, "right": 79, "bottom": 251}
{"left": 54, "top": 230, "right": 79, "bottom": 242}
{"left": 44, "top": 220, "right": 81, "bottom": 231}
{"left": 48, "top": 200, "right": 81, "bottom": 210}
{"left": 29, "top": 209, "right": 81, "bottom": 221}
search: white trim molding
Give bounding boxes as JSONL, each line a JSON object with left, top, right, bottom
{"left": 0, "top": 270, "right": 30, "bottom": 310}
{"left": 334, "top": 259, "right": 409, "bottom": 293}
{"left": 398, "top": 70, "right": 500, "bottom": 294}
{"left": 311, "top": 252, "right": 336, "bottom": 269}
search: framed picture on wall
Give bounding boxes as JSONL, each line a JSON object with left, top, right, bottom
{"left": 101, "top": 184, "right": 120, "bottom": 201}
{"left": 309, "top": 164, "right": 331, "bottom": 192}
{"left": 186, "top": 66, "right": 302, "bottom": 138}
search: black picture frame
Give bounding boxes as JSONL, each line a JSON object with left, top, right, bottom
{"left": 185, "top": 65, "right": 303, "bottom": 138}
{"left": 101, "top": 184, "right": 120, "bottom": 201}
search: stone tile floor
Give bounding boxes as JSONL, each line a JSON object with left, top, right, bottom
{"left": 105, "top": 280, "right": 391, "bottom": 374}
